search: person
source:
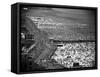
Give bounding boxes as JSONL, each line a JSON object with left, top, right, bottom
{"left": 24, "top": 16, "right": 57, "bottom": 65}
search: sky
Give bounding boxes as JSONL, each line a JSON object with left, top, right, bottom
{"left": 22, "top": 7, "right": 96, "bottom": 41}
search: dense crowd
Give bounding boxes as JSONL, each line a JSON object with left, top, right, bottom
{"left": 51, "top": 42, "right": 95, "bottom": 68}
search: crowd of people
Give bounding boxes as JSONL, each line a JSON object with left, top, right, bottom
{"left": 51, "top": 42, "right": 95, "bottom": 68}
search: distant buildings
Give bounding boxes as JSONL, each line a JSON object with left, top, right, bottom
{"left": 29, "top": 16, "right": 63, "bottom": 29}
